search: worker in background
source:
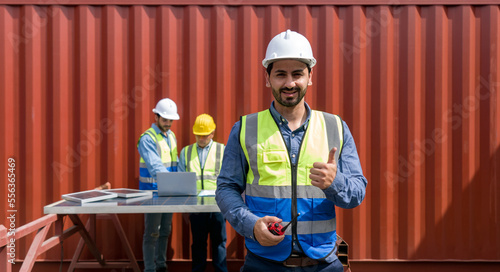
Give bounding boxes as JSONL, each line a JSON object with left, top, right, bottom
{"left": 137, "top": 98, "right": 180, "bottom": 272}
{"left": 178, "top": 114, "right": 228, "bottom": 272}
{"left": 215, "top": 30, "right": 367, "bottom": 271}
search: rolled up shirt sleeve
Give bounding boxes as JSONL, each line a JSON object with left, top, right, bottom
{"left": 216, "top": 122, "right": 259, "bottom": 240}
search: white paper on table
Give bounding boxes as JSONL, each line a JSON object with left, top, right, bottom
{"left": 198, "top": 190, "right": 216, "bottom": 197}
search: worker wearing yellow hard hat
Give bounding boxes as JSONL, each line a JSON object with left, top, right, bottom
{"left": 178, "top": 114, "right": 228, "bottom": 272}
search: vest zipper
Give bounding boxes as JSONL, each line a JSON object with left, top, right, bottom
{"left": 200, "top": 146, "right": 207, "bottom": 190}
{"left": 291, "top": 163, "right": 298, "bottom": 245}
{"left": 292, "top": 124, "right": 307, "bottom": 254}
{"left": 201, "top": 168, "right": 204, "bottom": 189}
{"left": 273, "top": 110, "right": 306, "bottom": 254}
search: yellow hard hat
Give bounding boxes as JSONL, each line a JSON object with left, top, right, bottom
{"left": 193, "top": 114, "right": 216, "bottom": 136}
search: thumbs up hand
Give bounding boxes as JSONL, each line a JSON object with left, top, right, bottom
{"left": 309, "top": 148, "right": 337, "bottom": 190}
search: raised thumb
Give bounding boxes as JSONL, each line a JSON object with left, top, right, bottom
{"left": 328, "top": 147, "right": 337, "bottom": 164}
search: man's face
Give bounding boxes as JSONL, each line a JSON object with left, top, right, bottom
{"left": 155, "top": 115, "right": 174, "bottom": 133}
{"left": 266, "top": 60, "right": 312, "bottom": 108}
{"left": 195, "top": 132, "right": 214, "bottom": 148}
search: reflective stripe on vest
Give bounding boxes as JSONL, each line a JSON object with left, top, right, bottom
{"left": 185, "top": 142, "right": 224, "bottom": 190}
{"left": 240, "top": 109, "right": 343, "bottom": 262}
{"left": 138, "top": 128, "right": 178, "bottom": 184}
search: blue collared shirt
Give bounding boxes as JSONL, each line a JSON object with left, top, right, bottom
{"left": 178, "top": 140, "right": 213, "bottom": 172}
{"left": 137, "top": 123, "right": 175, "bottom": 180}
{"left": 215, "top": 102, "right": 367, "bottom": 262}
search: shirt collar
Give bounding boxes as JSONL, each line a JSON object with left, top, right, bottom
{"left": 269, "top": 101, "right": 311, "bottom": 130}
{"left": 197, "top": 140, "right": 213, "bottom": 150}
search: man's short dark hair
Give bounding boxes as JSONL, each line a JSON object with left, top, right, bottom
{"left": 266, "top": 62, "right": 312, "bottom": 75}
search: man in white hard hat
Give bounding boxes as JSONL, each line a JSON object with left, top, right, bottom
{"left": 178, "top": 114, "right": 227, "bottom": 272}
{"left": 137, "top": 98, "right": 180, "bottom": 272}
{"left": 216, "top": 30, "right": 367, "bottom": 271}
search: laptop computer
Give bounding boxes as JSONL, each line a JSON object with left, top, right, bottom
{"left": 157, "top": 172, "right": 197, "bottom": 196}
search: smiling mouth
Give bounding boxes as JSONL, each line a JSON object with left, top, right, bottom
{"left": 281, "top": 87, "right": 300, "bottom": 93}
{"left": 281, "top": 89, "right": 298, "bottom": 97}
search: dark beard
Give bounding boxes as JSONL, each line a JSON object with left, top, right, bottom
{"left": 273, "top": 87, "right": 306, "bottom": 107}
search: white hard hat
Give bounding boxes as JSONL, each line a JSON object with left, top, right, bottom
{"left": 152, "top": 98, "right": 180, "bottom": 120}
{"left": 262, "top": 29, "right": 316, "bottom": 68}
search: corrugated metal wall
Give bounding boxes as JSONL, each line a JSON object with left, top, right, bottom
{"left": 1, "top": 1, "right": 499, "bottom": 265}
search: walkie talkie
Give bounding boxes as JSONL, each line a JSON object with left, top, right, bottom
{"left": 268, "top": 213, "right": 300, "bottom": 236}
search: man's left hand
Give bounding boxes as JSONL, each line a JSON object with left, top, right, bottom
{"left": 309, "top": 147, "right": 337, "bottom": 190}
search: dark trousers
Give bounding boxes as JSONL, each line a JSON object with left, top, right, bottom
{"left": 241, "top": 251, "right": 344, "bottom": 272}
{"left": 189, "top": 212, "right": 228, "bottom": 272}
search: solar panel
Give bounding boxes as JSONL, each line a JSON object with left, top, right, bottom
{"left": 62, "top": 190, "right": 117, "bottom": 204}
{"left": 120, "top": 193, "right": 153, "bottom": 204}
{"left": 105, "top": 188, "right": 152, "bottom": 198}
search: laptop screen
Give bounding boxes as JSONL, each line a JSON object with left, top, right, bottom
{"left": 156, "top": 172, "right": 197, "bottom": 196}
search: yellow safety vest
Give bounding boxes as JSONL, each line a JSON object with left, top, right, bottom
{"left": 138, "top": 127, "right": 178, "bottom": 189}
{"left": 184, "top": 142, "right": 224, "bottom": 190}
{"left": 240, "top": 109, "right": 343, "bottom": 261}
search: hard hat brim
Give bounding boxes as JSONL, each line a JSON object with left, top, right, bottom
{"left": 262, "top": 57, "right": 316, "bottom": 69}
{"left": 152, "top": 109, "right": 180, "bottom": 120}
{"left": 193, "top": 130, "right": 214, "bottom": 136}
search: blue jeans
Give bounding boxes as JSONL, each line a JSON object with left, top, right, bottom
{"left": 143, "top": 213, "right": 173, "bottom": 272}
{"left": 241, "top": 251, "right": 344, "bottom": 272}
{"left": 189, "top": 212, "right": 228, "bottom": 272}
